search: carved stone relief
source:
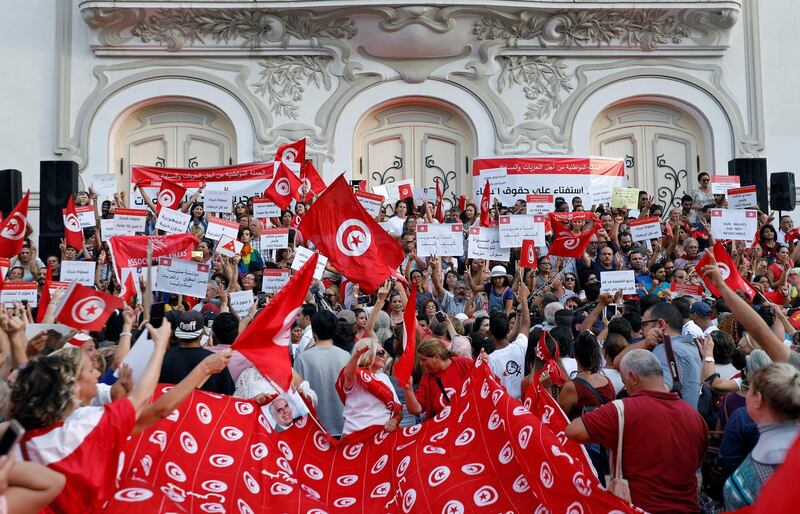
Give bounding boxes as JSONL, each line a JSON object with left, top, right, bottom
{"left": 251, "top": 56, "right": 333, "bottom": 119}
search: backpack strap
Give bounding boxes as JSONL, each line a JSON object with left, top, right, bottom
{"left": 572, "top": 376, "right": 608, "bottom": 406}
{"left": 663, "top": 335, "right": 682, "bottom": 396}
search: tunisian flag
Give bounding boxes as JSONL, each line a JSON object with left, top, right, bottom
{"left": 547, "top": 215, "right": 600, "bottom": 259}
{"left": 434, "top": 180, "right": 444, "bottom": 223}
{"left": 274, "top": 138, "right": 306, "bottom": 170}
{"left": 36, "top": 265, "right": 53, "bottom": 323}
{"left": 520, "top": 239, "right": 538, "bottom": 268}
{"left": 55, "top": 283, "right": 125, "bottom": 332}
{"left": 108, "top": 233, "right": 199, "bottom": 282}
{"left": 265, "top": 163, "right": 303, "bottom": 210}
{"left": 479, "top": 180, "right": 491, "bottom": 227}
{"left": 156, "top": 179, "right": 186, "bottom": 213}
{"left": 393, "top": 287, "right": 417, "bottom": 387}
{"left": 300, "top": 160, "right": 326, "bottom": 201}
{"left": 0, "top": 191, "right": 29, "bottom": 258}
{"left": 299, "top": 175, "right": 404, "bottom": 293}
{"left": 233, "top": 253, "right": 318, "bottom": 391}
{"left": 63, "top": 196, "right": 84, "bottom": 251}
{"left": 697, "top": 242, "right": 756, "bottom": 299}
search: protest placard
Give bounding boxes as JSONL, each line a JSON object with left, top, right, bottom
{"left": 60, "top": 260, "right": 97, "bottom": 286}
{"left": 155, "top": 258, "right": 209, "bottom": 297}
{"left": 610, "top": 187, "right": 640, "bottom": 209}
{"left": 155, "top": 206, "right": 190, "bottom": 234}
{"left": 49, "top": 281, "right": 70, "bottom": 295}
{"left": 727, "top": 185, "right": 758, "bottom": 209}
{"left": 205, "top": 216, "right": 240, "bottom": 241}
{"left": 413, "top": 187, "right": 436, "bottom": 204}
{"left": 590, "top": 175, "right": 619, "bottom": 205}
{"left": 525, "top": 194, "right": 554, "bottom": 215}
{"left": 711, "top": 175, "right": 740, "bottom": 195}
{"left": 63, "top": 205, "right": 96, "bottom": 228}
{"left": 0, "top": 282, "right": 38, "bottom": 306}
{"left": 480, "top": 167, "right": 508, "bottom": 191}
{"left": 203, "top": 188, "right": 233, "bottom": 213}
{"left": 498, "top": 215, "right": 546, "bottom": 248}
{"left": 628, "top": 216, "right": 662, "bottom": 242}
{"left": 215, "top": 235, "right": 243, "bottom": 258}
{"left": 262, "top": 269, "right": 290, "bottom": 293}
{"left": 116, "top": 331, "right": 154, "bottom": 384}
{"left": 710, "top": 209, "right": 758, "bottom": 240}
{"left": 355, "top": 190, "right": 384, "bottom": 217}
{"left": 416, "top": 223, "right": 463, "bottom": 257}
{"left": 229, "top": 290, "right": 254, "bottom": 317}
{"left": 90, "top": 173, "right": 117, "bottom": 197}
{"left": 468, "top": 226, "right": 510, "bottom": 261}
{"left": 99, "top": 218, "right": 122, "bottom": 242}
{"left": 371, "top": 185, "right": 391, "bottom": 205}
{"left": 669, "top": 281, "right": 704, "bottom": 299}
{"left": 260, "top": 228, "right": 290, "bottom": 250}
{"left": 600, "top": 270, "right": 636, "bottom": 295}
{"left": 252, "top": 197, "right": 281, "bottom": 218}
{"left": 113, "top": 209, "right": 148, "bottom": 233}
{"left": 291, "top": 246, "right": 328, "bottom": 280}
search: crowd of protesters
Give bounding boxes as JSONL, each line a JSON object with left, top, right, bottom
{"left": 0, "top": 169, "right": 799, "bottom": 514}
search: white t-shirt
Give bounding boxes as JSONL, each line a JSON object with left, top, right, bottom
{"left": 602, "top": 368, "right": 625, "bottom": 394}
{"left": 488, "top": 333, "right": 528, "bottom": 400}
{"left": 682, "top": 320, "right": 704, "bottom": 339}
{"left": 341, "top": 372, "right": 399, "bottom": 436}
{"left": 296, "top": 325, "right": 313, "bottom": 355}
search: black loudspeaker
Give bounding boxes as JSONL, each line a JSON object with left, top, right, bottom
{"left": 728, "top": 158, "right": 768, "bottom": 212}
{"left": 770, "top": 172, "right": 796, "bottom": 212}
{"left": 39, "top": 161, "right": 79, "bottom": 260}
{"left": 0, "top": 169, "right": 22, "bottom": 218}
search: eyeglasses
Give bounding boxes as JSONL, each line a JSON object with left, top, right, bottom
{"left": 376, "top": 349, "right": 386, "bottom": 357}
{"left": 641, "top": 319, "right": 660, "bottom": 326}
{"left": 564, "top": 277, "right": 576, "bottom": 282}
{"left": 701, "top": 178, "right": 709, "bottom": 183}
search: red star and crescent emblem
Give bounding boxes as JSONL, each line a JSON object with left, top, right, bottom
{"left": 275, "top": 178, "right": 291, "bottom": 196}
{"left": 64, "top": 213, "right": 81, "bottom": 232}
{"left": 281, "top": 148, "right": 298, "bottom": 165}
{"left": 336, "top": 219, "right": 372, "bottom": 257}
{"left": 71, "top": 296, "right": 106, "bottom": 324}
{"left": 158, "top": 189, "right": 176, "bottom": 207}
{"left": 1, "top": 213, "right": 26, "bottom": 240}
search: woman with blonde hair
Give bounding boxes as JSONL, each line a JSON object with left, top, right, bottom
{"left": 403, "top": 338, "right": 474, "bottom": 419}
{"left": 336, "top": 337, "right": 401, "bottom": 437}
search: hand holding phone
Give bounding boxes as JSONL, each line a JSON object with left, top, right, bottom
{"left": 0, "top": 420, "right": 25, "bottom": 456}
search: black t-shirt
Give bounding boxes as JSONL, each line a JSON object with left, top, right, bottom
{"left": 159, "top": 346, "right": 235, "bottom": 395}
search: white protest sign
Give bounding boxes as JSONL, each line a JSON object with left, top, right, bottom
{"left": 155, "top": 258, "right": 210, "bottom": 297}
{"left": 371, "top": 185, "right": 392, "bottom": 205}
{"left": 99, "top": 218, "right": 120, "bottom": 242}
{"left": 229, "top": 290, "right": 254, "bottom": 317}
{"left": 600, "top": 270, "right": 636, "bottom": 295}
{"left": 0, "top": 282, "right": 38, "bottom": 306}
{"left": 413, "top": 187, "right": 437, "bottom": 204}
{"left": 610, "top": 187, "right": 640, "bottom": 209}
{"left": 215, "top": 236, "right": 243, "bottom": 258}
{"left": 498, "top": 215, "right": 546, "bottom": 248}
{"left": 155, "top": 206, "right": 190, "bottom": 234}
{"left": 203, "top": 188, "right": 233, "bottom": 213}
{"left": 627, "top": 216, "right": 662, "bottom": 242}
{"left": 64, "top": 205, "right": 95, "bottom": 228}
{"left": 416, "top": 223, "right": 463, "bottom": 257}
{"left": 291, "top": 246, "right": 328, "bottom": 280}
{"left": 711, "top": 175, "right": 740, "bottom": 195}
{"left": 480, "top": 167, "right": 509, "bottom": 191}
{"left": 252, "top": 197, "right": 281, "bottom": 218}
{"left": 260, "top": 228, "right": 290, "bottom": 250}
{"left": 355, "top": 190, "right": 384, "bottom": 217}
{"left": 116, "top": 331, "right": 154, "bottom": 385}
{"left": 468, "top": 226, "right": 510, "bottom": 261}
{"left": 710, "top": 209, "right": 758, "bottom": 241}
{"left": 262, "top": 269, "right": 290, "bottom": 293}
{"left": 60, "top": 260, "right": 96, "bottom": 286}
{"left": 590, "top": 175, "right": 620, "bottom": 205}
{"left": 205, "top": 216, "right": 240, "bottom": 241}
{"left": 525, "top": 194, "right": 553, "bottom": 215}
{"left": 113, "top": 209, "right": 148, "bottom": 233}
{"left": 90, "top": 174, "right": 117, "bottom": 197}
{"left": 727, "top": 186, "right": 758, "bottom": 209}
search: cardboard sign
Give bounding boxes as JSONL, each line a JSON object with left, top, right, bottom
{"left": 291, "top": 246, "right": 328, "bottom": 280}
{"left": 525, "top": 194, "right": 553, "bottom": 215}
{"left": 590, "top": 175, "right": 619, "bottom": 205}
{"left": 413, "top": 187, "right": 437, "bottom": 204}
{"left": 416, "top": 223, "right": 463, "bottom": 257}
{"left": 610, "top": 187, "right": 640, "bottom": 209}
{"left": 156, "top": 258, "right": 209, "bottom": 297}
{"left": 468, "top": 226, "right": 510, "bottom": 262}
{"left": 628, "top": 216, "right": 662, "bottom": 242}
{"left": 99, "top": 218, "right": 122, "bottom": 242}
{"left": 203, "top": 188, "right": 233, "bottom": 213}
{"left": 262, "top": 269, "right": 290, "bottom": 293}
{"left": 599, "top": 270, "right": 636, "bottom": 295}
{"left": 114, "top": 208, "right": 148, "bottom": 233}
{"left": 116, "top": 331, "right": 155, "bottom": 385}
{"left": 355, "top": 190, "right": 384, "bottom": 217}
{"left": 480, "top": 167, "right": 509, "bottom": 191}
{"left": 727, "top": 185, "right": 758, "bottom": 209}
{"left": 260, "top": 228, "right": 290, "bottom": 250}
{"left": 205, "top": 216, "right": 240, "bottom": 241}
{"left": 229, "top": 290, "right": 255, "bottom": 317}
{"left": 48, "top": 281, "right": 70, "bottom": 295}
{"left": 711, "top": 175, "right": 740, "bottom": 195}
{"left": 60, "top": 260, "right": 97, "bottom": 286}
{"left": 669, "top": 281, "right": 704, "bottom": 299}
{"left": 90, "top": 173, "right": 117, "bottom": 197}
{"left": 252, "top": 197, "right": 281, "bottom": 218}
{"left": 63, "top": 205, "right": 95, "bottom": 229}
{"left": 155, "top": 207, "right": 190, "bottom": 234}
{"left": 710, "top": 209, "right": 758, "bottom": 241}
{"left": 0, "top": 282, "right": 38, "bottom": 306}
{"left": 371, "top": 185, "right": 393, "bottom": 205}
{"left": 498, "top": 215, "right": 546, "bottom": 248}
{"left": 215, "top": 236, "right": 243, "bottom": 258}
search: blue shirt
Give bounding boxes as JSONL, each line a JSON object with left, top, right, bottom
{"left": 652, "top": 334, "right": 703, "bottom": 409}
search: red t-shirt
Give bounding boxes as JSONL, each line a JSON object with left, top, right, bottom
{"left": 19, "top": 398, "right": 136, "bottom": 514}
{"left": 415, "top": 356, "right": 473, "bottom": 418}
{"left": 582, "top": 390, "right": 707, "bottom": 514}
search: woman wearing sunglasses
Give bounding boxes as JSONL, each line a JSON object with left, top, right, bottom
{"left": 336, "top": 338, "right": 401, "bottom": 438}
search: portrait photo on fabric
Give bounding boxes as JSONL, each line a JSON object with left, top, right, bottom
{"left": 262, "top": 389, "right": 309, "bottom": 432}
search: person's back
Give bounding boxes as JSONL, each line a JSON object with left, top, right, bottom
{"left": 652, "top": 334, "right": 702, "bottom": 408}
{"left": 160, "top": 346, "right": 235, "bottom": 395}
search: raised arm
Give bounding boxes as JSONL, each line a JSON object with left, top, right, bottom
{"left": 342, "top": 341, "right": 370, "bottom": 391}
{"left": 429, "top": 257, "right": 446, "bottom": 301}
{"left": 136, "top": 182, "right": 158, "bottom": 215}
{"left": 365, "top": 282, "right": 390, "bottom": 338}
{"left": 111, "top": 308, "right": 137, "bottom": 371}
{"left": 180, "top": 186, "right": 204, "bottom": 213}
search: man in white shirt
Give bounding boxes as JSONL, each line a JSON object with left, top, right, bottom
{"left": 689, "top": 300, "right": 718, "bottom": 336}
{"left": 294, "top": 303, "right": 317, "bottom": 355}
{"left": 673, "top": 297, "right": 704, "bottom": 339}
{"left": 488, "top": 283, "right": 531, "bottom": 400}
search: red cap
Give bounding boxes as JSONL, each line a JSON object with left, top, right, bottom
{"left": 66, "top": 333, "right": 93, "bottom": 348}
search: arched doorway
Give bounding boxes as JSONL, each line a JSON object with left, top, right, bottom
{"left": 352, "top": 99, "right": 476, "bottom": 210}
{"left": 113, "top": 100, "right": 237, "bottom": 191}
{"left": 590, "top": 100, "right": 708, "bottom": 213}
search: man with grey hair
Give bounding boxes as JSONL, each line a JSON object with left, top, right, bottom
{"left": 566, "top": 349, "right": 707, "bottom": 514}
{"left": 430, "top": 256, "right": 474, "bottom": 317}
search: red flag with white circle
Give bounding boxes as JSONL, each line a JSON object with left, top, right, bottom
{"left": 63, "top": 195, "right": 84, "bottom": 251}
{"left": 156, "top": 179, "right": 186, "bottom": 213}
{"left": 264, "top": 163, "right": 303, "bottom": 210}
{"left": 55, "top": 282, "right": 125, "bottom": 332}
{"left": 0, "top": 191, "right": 29, "bottom": 258}
{"left": 480, "top": 180, "right": 491, "bottom": 227}
{"left": 393, "top": 286, "right": 417, "bottom": 388}
{"left": 547, "top": 215, "right": 600, "bottom": 259}
{"left": 520, "top": 239, "right": 538, "bottom": 269}
{"left": 274, "top": 138, "right": 306, "bottom": 171}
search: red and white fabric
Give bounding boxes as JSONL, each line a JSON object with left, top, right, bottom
{"left": 0, "top": 191, "right": 29, "bottom": 258}
{"left": 275, "top": 138, "right": 306, "bottom": 170}
{"left": 55, "top": 283, "right": 125, "bottom": 332}
{"left": 264, "top": 163, "right": 303, "bottom": 210}
{"left": 63, "top": 196, "right": 84, "bottom": 251}
{"left": 155, "top": 179, "right": 186, "bottom": 213}
{"left": 335, "top": 369, "right": 400, "bottom": 437}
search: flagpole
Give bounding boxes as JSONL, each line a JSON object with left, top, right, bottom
{"left": 143, "top": 241, "right": 153, "bottom": 323}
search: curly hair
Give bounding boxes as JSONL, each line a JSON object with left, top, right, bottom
{"left": 11, "top": 350, "right": 81, "bottom": 430}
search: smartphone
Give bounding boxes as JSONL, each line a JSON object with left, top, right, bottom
{"left": 0, "top": 420, "right": 25, "bottom": 456}
{"left": 357, "top": 295, "right": 370, "bottom": 306}
{"left": 604, "top": 304, "right": 617, "bottom": 319}
{"left": 150, "top": 302, "right": 166, "bottom": 328}
{"left": 435, "top": 311, "right": 447, "bottom": 323}
{"left": 256, "top": 292, "right": 267, "bottom": 308}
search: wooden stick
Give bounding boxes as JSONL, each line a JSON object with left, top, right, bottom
{"left": 143, "top": 240, "right": 153, "bottom": 322}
